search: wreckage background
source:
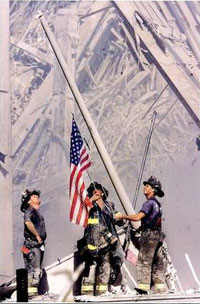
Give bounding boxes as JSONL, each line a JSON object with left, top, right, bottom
{"left": 4, "top": 0, "right": 200, "bottom": 291}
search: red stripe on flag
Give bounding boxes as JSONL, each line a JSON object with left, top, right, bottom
{"left": 81, "top": 162, "right": 91, "bottom": 172}
{"left": 69, "top": 118, "right": 92, "bottom": 227}
{"left": 80, "top": 154, "right": 89, "bottom": 165}
{"left": 85, "top": 196, "right": 93, "bottom": 209}
{"left": 69, "top": 169, "right": 82, "bottom": 221}
{"left": 80, "top": 147, "right": 86, "bottom": 157}
{"left": 76, "top": 183, "right": 85, "bottom": 225}
{"left": 70, "top": 164, "right": 89, "bottom": 223}
{"left": 69, "top": 165, "right": 76, "bottom": 196}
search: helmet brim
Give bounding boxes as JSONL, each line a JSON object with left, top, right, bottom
{"left": 143, "top": 181, "right": 164, "bottom": 197}
{"left": 87, "top": 182, "right": 109, "bottom": 200}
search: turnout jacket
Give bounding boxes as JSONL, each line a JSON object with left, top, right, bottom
{"left": 83, "top": 201, "right": 123, "bottom": 258}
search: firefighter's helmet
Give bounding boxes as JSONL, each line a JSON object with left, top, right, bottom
{"left": 143, "top": 176, "right": 164, "bottom": 197}
{"left": 20, "top": 189, "right": 41, "bottom": 212}
{"left": 87, "top": 182, "right": 109, "bottom": 200}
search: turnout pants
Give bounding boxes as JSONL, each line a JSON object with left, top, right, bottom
{"left": 137, "top": 230, "right": 167, "bottom": 293}
{"left": 81, "top": 251, "right": 111, "bottom": 296}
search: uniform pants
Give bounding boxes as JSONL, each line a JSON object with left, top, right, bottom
{"left": 23, "top": 240, "right": 44, "bottom": 287}
{"left": 137, "top": 230, "right": 167, "bottom": 293}
{"left": 81, "top": 251, "right": 111, "bottom": 295}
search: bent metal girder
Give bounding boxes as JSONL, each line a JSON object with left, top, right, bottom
{"left": 113, "top": 1, "right": 200, "bottom": 129}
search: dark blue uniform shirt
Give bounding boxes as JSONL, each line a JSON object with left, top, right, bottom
{"left": 24, "top": 207, "right": 47, "bottom": 241}
{"left": 139, "top": 197, "right": 162, "bottom": 230}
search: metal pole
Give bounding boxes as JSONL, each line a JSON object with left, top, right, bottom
{"left": 37, "top": 12, "right": 139, "bottom": 229}
{"left": 133, "top": 111, "right": 157, "bottom": 209}
{"left": 0, "top": 1, "right": 14, "bottom": 284}
{"left": 16, "top": 269, "right": 28, "bottom": 302}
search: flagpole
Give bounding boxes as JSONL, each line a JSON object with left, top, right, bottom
{"left": 37, "top": 12, "right": 140, "bottom": 229}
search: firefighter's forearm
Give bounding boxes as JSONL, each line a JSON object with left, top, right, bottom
{"left": 25, "top": 221, "right": 40, "bottom": 237}
{"left": 121, "top": 214, "right": 140, "bottom": 221}
{"left": 115, "top": 212, "right": 145, "bottom": 221}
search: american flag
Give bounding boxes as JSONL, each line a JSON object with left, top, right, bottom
{"left": 69, "top": 118, "right": 92, "bottom": 227}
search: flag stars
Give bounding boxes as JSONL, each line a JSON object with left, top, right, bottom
{"left": 70, "top": 121, "right": 84, "bottom": 165}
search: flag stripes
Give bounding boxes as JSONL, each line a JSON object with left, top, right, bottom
{"left": 69, "top": 118, "right": 92, "bottom": 227}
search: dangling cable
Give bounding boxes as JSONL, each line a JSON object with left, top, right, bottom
{"left": 142, "top": 85, "right": 168, "bottom": 120}
{"left": 133, "top": 110, "right": 157, "bottom": 209}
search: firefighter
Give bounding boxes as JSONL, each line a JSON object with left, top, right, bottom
{"left": 115, "top": 176, "right": 167, "bottom": 294}
{"left": 79, "top": 182, "right": 125, "bottom": 296}
{"left": 20, "top": 189, "right": 47, "bottom": 296}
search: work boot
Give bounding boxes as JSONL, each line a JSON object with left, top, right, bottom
{"left": 28, "top": 286, "right": 38, "bottom": 298}
{"left": 97, "top": 290, "right": 114, "bottom": 297}
{"left": 153, "top": 282, "right": 168, "bottom": 294}
{"left": 135, "top": 287, "right": 148, "bottom": 295}
{"left": 154, "top": 287, "right": 168, "bottom": 294}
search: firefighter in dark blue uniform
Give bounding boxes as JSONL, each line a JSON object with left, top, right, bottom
{"left": 115, "top": 176, "right": 167, "bottom": 294}
{"left": 20, "top": 189, "right": 47, "bottom": 296}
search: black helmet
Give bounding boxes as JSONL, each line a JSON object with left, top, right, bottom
{"left": 143, "top": 176, "right": 164, "bottom": 197}
{"left": 87, "top": 182, "right": 109, "bottom": 200}
{"left": 20, "top": 189, "right": 41, "bottom": 212}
